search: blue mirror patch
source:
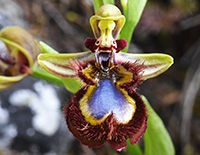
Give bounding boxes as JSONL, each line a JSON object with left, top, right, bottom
{"left": 90, "top": 79, "right": 128, "bottom": 120}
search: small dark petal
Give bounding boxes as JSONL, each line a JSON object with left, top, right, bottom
{"left": 64, "top": 84, "right": 147, "bottom": 151}
{"left": 85, "top": 38, "right": 97, "bottom": 52}
{"left": 116, "top": 39, "right": 127, "bottom": 53}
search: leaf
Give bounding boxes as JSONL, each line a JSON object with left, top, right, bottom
{"left": 120, "top": 0, "right": 147, "bottom": 52}
{"left": 116, "top": 53, "right": 174, "bottom": 80}
{"left": 142, "top": 96, "right": 175, "bottom": 155}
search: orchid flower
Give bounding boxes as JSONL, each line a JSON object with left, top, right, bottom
{"left": 38, "top": 4, "right": 173, "bottom": 151}
{"left": 0, "top": 26, "right": 41, "bottom": 89}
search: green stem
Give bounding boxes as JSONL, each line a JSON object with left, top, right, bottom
{"left": 32, "top": 65, "right": 65, "bottom": 87}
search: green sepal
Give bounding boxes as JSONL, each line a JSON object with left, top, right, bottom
{"left": 90, "top": 4, "right": 125, "bottom": 40}
{"left": 0, "top": 74, "right": 27, "bottom": 90}
{"left": 0, "top": 26, "right": 42, "bottom": 90}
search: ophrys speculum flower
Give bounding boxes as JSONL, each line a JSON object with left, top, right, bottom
{"left": 38, "top": 4, "right": 173, "bottom": 151}
{"left": 0, "top": 26, "right": 41, "bottom": 90}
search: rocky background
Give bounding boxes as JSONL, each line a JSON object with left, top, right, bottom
{"left": 0, "top": 0, "right": 200, "bottom": 154}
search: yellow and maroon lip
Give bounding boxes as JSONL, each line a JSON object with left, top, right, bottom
{"left": 65, "top": 79, "right": 147, "bottom": 151}
{"left": 63, "top": 60, "right": 147, "bottom": 151}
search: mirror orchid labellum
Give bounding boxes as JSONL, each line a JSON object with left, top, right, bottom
{"left": 38, "top": 4, "right": 173, "bottom": 151}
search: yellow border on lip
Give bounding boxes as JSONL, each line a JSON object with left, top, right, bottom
{"left": 79, "top": 83, "right": 136, "bottom": 126}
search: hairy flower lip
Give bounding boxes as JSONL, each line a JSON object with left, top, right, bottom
{"left": 65, "top": 82, "right": 147, "bottom": 151}
{"left": 63, "top": 60, "right": 148, "bottom": 151}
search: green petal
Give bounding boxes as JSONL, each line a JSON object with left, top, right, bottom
{"left": 0, "top": 74, "right": 27, "bottom": 90}
{"left": 38, "top": 52, "right": 94, "bottom": 78}
{"left": 116, "top": 53, "right": 173, "bottom": 80}
{"left": 0, "top": 83, "right": 13, "bottom": 90}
